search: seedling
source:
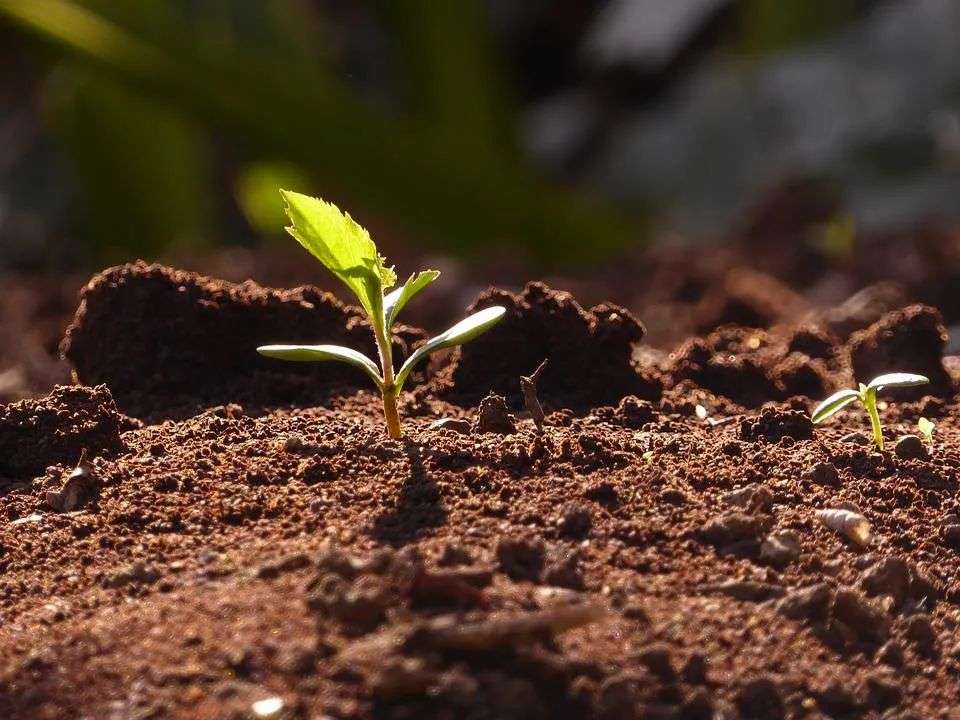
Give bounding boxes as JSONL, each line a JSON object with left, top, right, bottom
{"left": 811, "top": 373, "right": 929, "bottom": 451}
{"left": 258, "top": 190, "right": 505, "bottom": 438}
{"left": 918, "top": 416, "right": 936, "bottom": 445}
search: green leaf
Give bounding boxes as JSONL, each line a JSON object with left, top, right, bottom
{"left": 866, "top": 373, "right": 930, "bottom": 392}
{"left": 257, "top": 343, "right": 383, "bottom": 388}
{"left": 394, "top": 305, "right": 506, "bottom": 391}
{"left": 384, "top": 270, "right": 439, "bottom": 328}
{"left": 280, "top": 190, "right": 396, "bottom": 326}
{"left": 811, "top": 388, "right": 860, "bottom": 424}
{"left": 918, "top": 416, "right": 936, "bottom": 443}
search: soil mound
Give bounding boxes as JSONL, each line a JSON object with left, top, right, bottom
{"left": 848, "top": 304, "right": 954, "bottom": 398}
{"left": 61, "top": 262, "right": 427, "bottom": 418}
{"left": 664, "top": 325, "right": 835, "bottom": 407}
{"left": 0, "top": 384, "right": 126, "bottom": 479}
{"left": 431, "top": 282, "right": 660, "bottom": 409}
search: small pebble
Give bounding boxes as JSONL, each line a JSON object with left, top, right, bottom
{"left": 429, "top": 418, "right": 472, "bottom": 434}
{"left": 804, "top": 462, "right": 840, "bottom": 487}
{"left": 895, "top": 434, "right": 927, "bottom": 460}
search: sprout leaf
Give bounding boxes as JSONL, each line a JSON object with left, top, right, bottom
{"left": 384, "top": 270, "right": 440, "bottom": 328}
{"left": 280, "top": 190, "right": 396, "bottom": 326}
{"left": 866, "top": 373, "right": 930, "bottom": 392}
{"left": 257, "top": 344, "right": 383, "bottom": 388}
{"left": 395, "top": 306, "right": 505, "bottom": 390}
{"left": 811, "top": 388, "right": 860, "bottom": 424}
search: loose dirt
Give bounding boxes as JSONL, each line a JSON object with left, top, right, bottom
{"left": 2, "top": 263, "right": 960, "bottom": 719}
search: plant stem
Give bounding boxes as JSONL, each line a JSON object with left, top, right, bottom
{"left": 374, "top": 326, "right": 403, "bottom": 439}
{"left": 863, "top": 388, "right": 884, "bottom": 451}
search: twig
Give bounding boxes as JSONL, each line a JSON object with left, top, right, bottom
{"left": 520, "top": 358, "right": 548, "bottom": 432}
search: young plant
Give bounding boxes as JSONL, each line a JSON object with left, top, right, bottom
{"left": 811, "top": 373, "right": 930, "bottom": 451}
{"left": 258, "top": 190, "right": 505, "bottom": 438}
{"left": 918, "top": 416, "right": 936, "bottom": 445}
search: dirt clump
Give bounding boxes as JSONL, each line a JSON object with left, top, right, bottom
{"left": 0, "top": 384, "right": 126, "bottom": 479}
{"left": 432, "top": 282, "right": 660, "bottom": 410}
{"left": 694, "top": 267, "right": 809, "bottom": 332}
{"left": 848, "top": 304, "right": 954, "bottom": 398}
{"left": 61, "top": 262, "right": 427, "bottom": 418}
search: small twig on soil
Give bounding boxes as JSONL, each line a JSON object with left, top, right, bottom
{"left": 520, "top": 358, "right": 548, "bottom": 432}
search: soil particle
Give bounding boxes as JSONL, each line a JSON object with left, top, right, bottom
{"left": 831, "top": 588, "right": 890, "bottom": 643}
{"left": 759, "top": 530, "right": 801, "bottom": 568}
{"left": 739, "top": 407, "right": 813, "bottom": 443}
{"left": 613, "top": 395, "right": 657, "bottom": 428}
{"left": 775, "top": 583, "right": 832, "bottom": 622}
{"left": 556, "top": 502, "right": 593, "bottom": 539}
{"left": 895, "top": 434, "right": 928, "bottom": 459}
{"left": 0, "top": 384, "right": 126, "bottom": 479}
{"left": 631, "top": 644, "right": 676, "bottom": 681}
{"left": 736, "top": 676, "right": 785, "bottom": 720}
{"left": 903, "top": 613, "right": 938, "bottom": 655}
{"left": 496, "top": 536, "right": 546, "bottom": 582}
{"left": 848, "top": 304, "right": 954, "bottom": 398}
{"left": 44, "top": 457, "right": 98, "bottom": 512}
{"left": 697, "top": 512, "right": 769, "bottom": 547}
{"left": 803, "top": 461, "right": 840, "bottom": 486}
{"left": 865, "top": 673, "right": 903, "bottom": 710}
{"left": 473, "top": 393, "right": 517, "bottom": 435}
{"left": 432, "top": 282, "right": 660, "bottom": 409}
{"left": 859, "top": 557, "right": 913, "bottom": 607}
{"left": 61, "top": 262, "right": 427, "bottom": 417}
{"left": 721, "top": 483, "right": 774, "bottom": 513}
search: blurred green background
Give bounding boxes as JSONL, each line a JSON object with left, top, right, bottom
{"left": 0, "top": 0, "right": 958, "bottom": 272}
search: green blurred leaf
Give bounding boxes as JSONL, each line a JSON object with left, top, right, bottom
{"left": 811, "top": 388, "right": 859, "bottom": 424}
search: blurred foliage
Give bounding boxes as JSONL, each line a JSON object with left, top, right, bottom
{"left": 0, "top": 0, "right": 636, "bottom": 266}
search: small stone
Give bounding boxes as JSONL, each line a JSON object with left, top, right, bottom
{"left": 904, "top": 613, "right": 937, "bottom": 655}
{"left": 866, "top": 674, "right": 902, "bottom": 710}
{"left": 681, "top": 687, "right": 715, "bottom": 720}
{"left": 722, "top": 483, "right": 774, "bottom": 513}
{"left": 841, "top": 431, "right": 869, "bottom": 445}
{"left": 832, "top": 588, "right": 889, "bottom": 642}
{"left": 658, "top": 487, "right": 687, "bottom": 506}
{"left": 682, "top": 653, "right": 709, "bottom": 684}
{"left": 496, "top": 537, "right": 545, "bottom": 582}
{"left": 860, "top": 557, "right": 912, "bottom": 607}
{"left": 776, "top": 583, "right": 832, "bottom": 622}
{"left": 474, "top": 394, "right": 517, "bottom": 435}
{"left": 632, "top": 643, "right": 676, "bottom": 681}
{"left": 557, "top": 503, "right": 593, "bottom": 539}
{"left": 760, "top": 530, "right": 801, "bottom": 568}
{"left": 877, "top": 640, "right": 905, "bottom": 667}
{"left": 804, "top": 462, "right": 840, "bottom": 487}
{"left": 697, "top": 513, "right": 766, "bottom": 547}
{"left": 250, "top": 695, "right": 284, "bottom": 718}
{"left": 942, "top": 524, "right": 960, "bottom": 547}
{"left": 736, "top": 677, "right": 785, "bottom": 720}
{"left": 895, "top": 435, "right": 927, "bottom": 460}
{"left": 430, "top": 418, "right": 472, "bottom": 434}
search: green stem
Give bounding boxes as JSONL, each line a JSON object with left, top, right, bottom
{"left": 863, "top": 388, "right": 884, "bottom": 451}
{"left": 374, "top": 326, "right": 402, "bottom": 439}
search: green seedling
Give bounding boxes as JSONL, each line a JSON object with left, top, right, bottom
{"left": 811, "top": 373, "right": 930, "bottom": 451}
{"left": 918, "top": 416, "right": 936, "bottom": 445}
{"left": 258, "top": 190, "right": 505, "bottom": 438}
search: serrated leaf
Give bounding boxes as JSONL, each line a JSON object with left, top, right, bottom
{"left": 384, "top": 270, "right": 440, "bottom": 328}
{"left": 866, "top": 373, "right": 930, "bottom": 392}
{"left": 280, "top": 190, "right": 396, "bottom": 327}
{"left": 257, "top": 344, "right": 382, "bottom": 388}
{"left": 394, "top": 305, "right": 506, "bottom": 391}
{"left": 811, "top": 388, "right": 860, "bottom": 424}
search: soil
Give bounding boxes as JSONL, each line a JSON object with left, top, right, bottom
{"left": 2, "top": 261, "right": 960, "bottom": 719}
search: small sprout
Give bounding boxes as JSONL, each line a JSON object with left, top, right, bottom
{"left": 816, "top": 507, "right": 872, "bottom": 548}
{"left": 258, "top": 191, "right": 505, "bottom": 438}
{"left": 810, "top": 373, "right": 929, "bottom": 451}
{"left": 918, "top": 416, "right": 936, "bottom": 445}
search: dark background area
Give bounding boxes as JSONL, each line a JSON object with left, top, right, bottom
{"left": 2, "top": 0, "right": 958, "bottom": 272}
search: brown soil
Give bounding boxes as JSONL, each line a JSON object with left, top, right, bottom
{"left": 2, "top": 263, "right": 960, "bottom": 719}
